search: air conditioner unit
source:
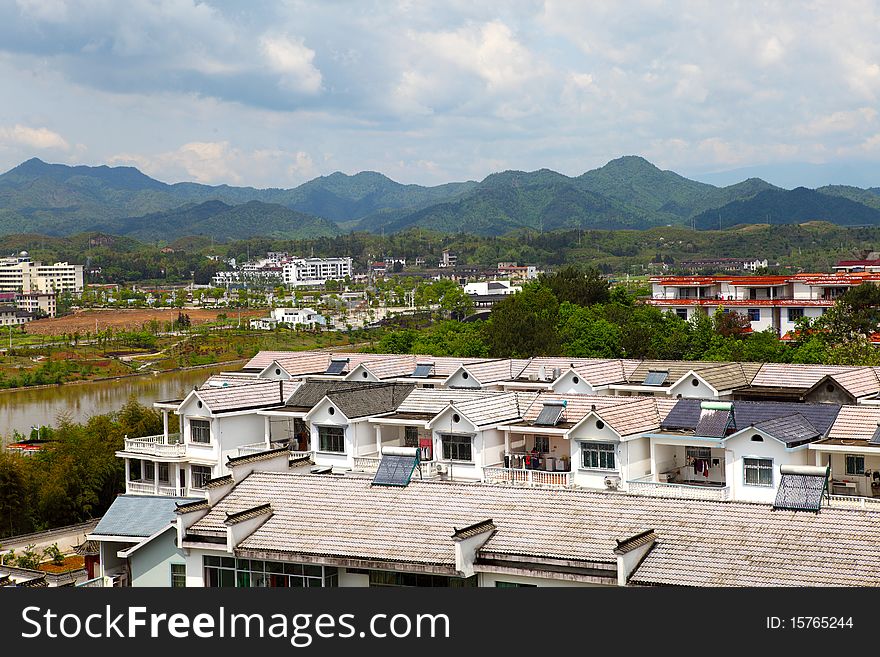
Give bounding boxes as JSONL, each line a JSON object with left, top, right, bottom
{"left": 528, "top": 373, "right": 538, "bottom": 382}
{"left": 604, "top": 476, "right": 621, "bottom": 490}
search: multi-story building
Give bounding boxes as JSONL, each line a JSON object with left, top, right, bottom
{"left": 646, "top": 272, "right": 880, "bottom": 336}
{"left": 16, "top": 292, "right": 57, "bottom": 317}
{"left": 0, "top": 252, "right": 83, "bottom": 294}
{"left": 249, "top": 307, "right": 327, "bottom": 330}
{"left": 0, "top": 305, "right": 33, "bottom": 326}
{"left": 282, "top": 257, "right": 352, "bottom": 287}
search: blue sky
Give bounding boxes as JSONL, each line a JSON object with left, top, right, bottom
{"left": 1, "top": 0, "right": 879, "bottom": 188}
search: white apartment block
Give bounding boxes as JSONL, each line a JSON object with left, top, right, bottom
{"left": 282, "top": 257, "right": 352, "bottom": 287}
{"left": 0, "top": 252, "right": 83, "bottom": 294}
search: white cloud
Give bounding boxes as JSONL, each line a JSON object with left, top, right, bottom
{"left": 0, "top": 124, "right": 70, "bottom": 150}
{"left": 260, "top": 35, "right": 323, "bottom": 94}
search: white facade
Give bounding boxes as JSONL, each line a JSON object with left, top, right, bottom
{"left": 282, "top": 257, "right": 352, "bottom": 287}
{"left": 0, "top": 253, "right": 83, "bottom": 293}
{"left": 463, "top": 280, "right": 520, "bottom": 296}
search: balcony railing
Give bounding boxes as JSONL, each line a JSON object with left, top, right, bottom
{"left": 124, "top": 433, "right": 184, "bottom": 457}
{"left": 126, "top": 481, "right": 179, "bottom": 496}
{"left": 825, "top": 494, "right": 880, "bottom": 510}
{"left": 483, "top": 465, "right": 574, "bottom": 488}
{"left": 352, "top": 455, "right": 382, "bottom": 473}
{"left": 626, "top": 475, "right": 731, "bottom": 501}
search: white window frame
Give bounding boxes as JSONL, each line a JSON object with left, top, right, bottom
{"left": 580, "top": 442, "right": 616, "bottom": 471}
{"left": 190, "top": 418, "right": 211, "bottom": 444}
{"left": 191, "top": 465, "right": 212, "bottom": 489}
{"left": 440, "top": 433, "right": 473, "bottom": 462}
{"left": 317, "top": 425, "right": 346, "bottom": 454}
{"left": 743, "top": 456, "right": 774, "bottom": 487}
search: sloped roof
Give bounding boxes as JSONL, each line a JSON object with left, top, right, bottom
{"left": 351, "top": 355, "right": 418, "bottom": 380}
{"left": 593, "top": 398, "right": 663, "bottom": 436}
{"left": 753, "top": 414, "right": 821, "bottom": 446}
{"left": 194, "top": 380, "right": 298, "bottom": 413}
{"left": 93, "top": 495, "right": 195, "bottom": 538}
{"left": 569, "top": 359, "right": 629, "bottom": 386}
{"left": 519, "top": 393, "right": 639, "bottom": 426}
{"left": 680, "top": 362, "right": 763, "bottom": 392}
{"left": 661, "top": 399, "right": 840, "bottom": 440}
{"left": 323, "top": 383, "right": 416, "bottom": 419}
{"left": 394, "top": 388, "right": 504, "bottom": 416}
{"left": 749, "top": 363, "right": 857, "bottom": 390}
{"left": 442, "top": 392, "right": 538, "bottom": 427}
{"left": 190, "top": 472, "right": 880, "bottom": 586}
{"left": 450, "top": 359, "right": 526, "bottom": 385}
{"left": 826, "top": 405, "right": 880, "bottom": 442}
{"left": 810, "top": 368, "right": 880, "bottom": 399}
{"left": 628, "top": 360, "right": 743, "bottom": 386}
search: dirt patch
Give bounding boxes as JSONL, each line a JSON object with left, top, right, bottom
{"left": 24, "top": 308, "right": 266, "bottom": 335}
{"left": 38, "top": 555, "right": 85, "bottom": 573}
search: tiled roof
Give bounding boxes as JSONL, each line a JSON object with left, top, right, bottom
{"left": 613, "top": 529, "right": 656, "bottom": 555}
{"left": 519, "top": 393, "right": 638, "bottom": 425}
{"left": 93, "top": 495, "right": 195, "bottom": 538}
{"left": 324, "top": 383, "right": 416, "bottom": 419}
{"left": 354, "top": 355, "right": 418, "bottom": 380}
{"left": 753, "top": 414, "right": 821, "bottom": 446}
{"left": 661, "top": 399, "right": 840, "bottom": 439}
{"left": 750, "top": 363, "right": 856, "bottom": 390}
{"left": 628, "top": 360, "right": 739, "bottom": 386}
{"left": 448, "top": 392, "right": 538, "bottom": 426}
{"left": 816, "top": 368, "right": 880, "bottom": 399}
{"left": 227, "top": 447, "right": 290, "bottom": 466}
{"left": 395, "top": 388, "right": 504, "bottom": 416}
{"left": 452, "top": 360, "right": 522, "bottom": 384}
{"left": 190, "top": 472, "right": 880, "bottom": 586}
{"left": 195, "top": 380, "right": 297, "bottom": 412}
{"left": 685, "top": 362, "right": 762, "bottom": 391}
{"left": 569, "top": 359, "right": 629, "bottom": 386}
{"left": 452, "top": 519, "right": 495, "bottom": 540}
{"left": 827, "top": 405, "right": 880, "bottom": 442}
{"left": 594, "top": 398, "right": 663, "bottom": 437}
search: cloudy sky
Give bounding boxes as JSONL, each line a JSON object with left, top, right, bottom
{"left": 1, "top": 0, "right": 879, "bottom": 188}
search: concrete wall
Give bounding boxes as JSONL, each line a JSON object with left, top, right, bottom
{"left": 569, "top": 415, "right": 622, "bottom": 489}
{"left": 726, "top": 431, "right": 811, "bottom": 503}
{"left": 551, "top": 371, "right": 598, "bottom": 395}
{"left": 130, "top": 528, "right": 187, "bottom": 588}
{"left": 445, "top": 369, "right": 482, "bottom": 389}
{"left": 669, "top": 374, "right": 717, "bottom": 400}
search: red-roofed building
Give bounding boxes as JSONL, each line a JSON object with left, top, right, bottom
{"left": 647, "top": 272, "right": 880, "bottom": 336}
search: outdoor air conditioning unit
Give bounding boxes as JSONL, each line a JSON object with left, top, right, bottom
{"left": 604, "top": 476, "right": 621, "bottom": 491}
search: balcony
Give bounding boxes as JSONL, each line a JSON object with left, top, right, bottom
{"left": 626, "top": 475, "right": 731, "bottom": 501}
{"left": 483, "top": 465, "right": 574, "bottom": 488}
{"left": 237, "top": 442, "right": 313, "bottom": 460}
{"left": 825, "top": 494, "right": 880, "bottom": 510}
{"left": 123, "top": 433, "right": 184, "bottom": 457}
{"left": 352, "top": 453, "right": 439, "bottom": 479}
{"left": 126, "top": 481, "right": 184, "bottom": 497}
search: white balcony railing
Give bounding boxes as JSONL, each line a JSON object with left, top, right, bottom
{"left": 124, "top": 433, "right": 184, "bottom": 457}
{"left": 626, "top": 475, "right": 731, "bottom": 501}
{"left": 826, "top": 494, "right": 880, "bottom": 510}
{"left": 353, "top": 455, "right": 382, "bottom": 473}
{"left": 290, "top": 450, "right": 312, "bottom": 461}
{"left": 237, "top": 443, "right": 314, "bottom": 459}
{"left": 483, "top": 465, "right": 574, "bottom": 488}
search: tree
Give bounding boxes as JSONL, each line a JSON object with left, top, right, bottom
{"left": 486, "top": 284, "right": 560, "bottom": 357}
{"left": 538, "top": 265, "right": 610, "bottom": 306}
{"left": 713, "top": 307, "right": 751, "bottom": 339}
{"left": 439, "top": 286, "right": 474, "bottom": 320}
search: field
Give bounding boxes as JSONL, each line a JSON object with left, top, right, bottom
{"left": 23, "top": 308, "right": 267, "bottom": 335}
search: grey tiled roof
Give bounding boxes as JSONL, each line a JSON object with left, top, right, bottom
{"left": 325, "top": 382, "right": 416, "bottom": 419}
{"left": 92, "top": 495, "right": 196, "bottom": 538}
{"left": 662, "top": 399, "right": 840, "bottom": 439}
{"left": 753, "top": 414, "right": 820, "bottom": 446}
{"left": 188, "top": 472, "right": 880, "bottom": 586}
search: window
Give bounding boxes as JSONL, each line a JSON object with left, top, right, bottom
{"left": 404, "top": 426, "right": 419, "bottom": 448}
{"left": 204, "top": 556, "right": 338, "bottom": 588}
{"left": 190, "top": 419, "right": 211, "bottom": 444}
{"left": 686, "top": 446, "right": 711, "bottom": 460}
{"left": 441, "top": 434, "right": 472, "bottom": 461}
{"left": 129, "top": 459, "right": 141, "bottom": 481}
{"left": 171, "top": 563, "right": 186, "bottom": 588}
{"left": 318, "top": 426, "right": 345, "bottom": 453}
{"left": 581, "top": 442, "right": 615, "bottom": 470}
{"left": 191, "top": 465, "right": 211, "bottom": 489}
{"left": 788, "top": 308, "right": 804, "bottom": 322}
{"left": 675, "top": 308, "right": 688, "bottom": 320}
{"left": 533, "top": 436, "right": 550, "bottom": 453}
{"left": 143, "top": 460, "right": 155, "bottom": 481}
{"left": 158, "top": 462, "right": 170, "bottom": 484}
{"left": 846, "top": 455, "right": 865, "bottom": 476}
{"left": 495, "top": 581, "right": 537, "bottom": 588}
{"left": 744, "top": 457, "right": 773, "bottom": 487}
{"left": 368, "top": 570, "right": 477, "bottom": 587}
{"left": 747, "top": 308, "right": 760, "bottom": 322}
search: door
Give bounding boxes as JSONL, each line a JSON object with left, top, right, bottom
{"left": 179, "top": 467, "right": 186, "bottom": 494}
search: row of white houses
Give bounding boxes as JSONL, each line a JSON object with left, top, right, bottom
{"left": 116, "top": 351, "right": 880, "bottom": 509}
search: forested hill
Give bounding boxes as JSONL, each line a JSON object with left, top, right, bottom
{"left": 1, "top": 156, "right": 880, "bottom": 239}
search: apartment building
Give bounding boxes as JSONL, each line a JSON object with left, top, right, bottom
{"left": 282, "top": 257, "right": 352, "bottom": 287}
{"left": 0, "top": 252, "right": 83, "bottom": 294}
{"left": 647, "top": 272, "right": 880, "bottom": 336}
{"left": 0, "top": 305, "right": 33, "bottom": 326}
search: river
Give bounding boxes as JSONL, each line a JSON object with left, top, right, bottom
{"left": 0, "top": 362, "right": 243, "bottom": 442}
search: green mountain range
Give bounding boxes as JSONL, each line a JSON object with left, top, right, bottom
{"left": 1, "top": 155, "right": 879, "bottom": 240}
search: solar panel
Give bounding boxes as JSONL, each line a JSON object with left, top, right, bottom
{"left": 870, "top": 425, "right": 880, "bottom": 446}
{"left": 694, "top": 409, "right": 732, "bottom": 438}
{"left": 535, "top": 402, "right": 566, "bottom": 426}
{"left": 774, "top": 465, "right": 828, "bottom": 512}
{"left": 643, "top": 370, "right": 669, "bottom": 386}
{"left": 412, "top": 363, "right": 434, "bottom": 378}
{"left": 325, "top": 359, "right": 348, "bottom": 375}
{"left": 372, "top": 454, "right": 419, "bottom": 487}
